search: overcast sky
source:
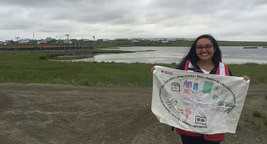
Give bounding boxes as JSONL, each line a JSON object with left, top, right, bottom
{"left": 0, "top": 0, "right": 267, "bottom": 41}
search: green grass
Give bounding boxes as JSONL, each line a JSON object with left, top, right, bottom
{"left": 0, "top": 52, "right": 267, "bottom": 87}
{"left": 230, "top": 63, "right": 267, "bottom": 84}
{"left": 0, "top": 52, "right": 153, "bottom": 87}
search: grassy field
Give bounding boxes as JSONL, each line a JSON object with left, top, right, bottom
{"left": 0, "top": 52, "right": 152, "bottom": 87}
{"left": 0, "top": 52, "right": 266, "bottom": 87}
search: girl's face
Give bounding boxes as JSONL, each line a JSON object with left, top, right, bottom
{"left": 195, "top": 38, "right": 215, "bottom": 62}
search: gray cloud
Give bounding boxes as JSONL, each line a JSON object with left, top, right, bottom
{"left": 0, "top": 0, "right": 267, "bottom": 40}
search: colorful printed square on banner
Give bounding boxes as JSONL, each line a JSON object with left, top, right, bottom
{"left": 202, "top": 81, "right": 214, "bottom": 93}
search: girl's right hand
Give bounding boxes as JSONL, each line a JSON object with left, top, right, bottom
{"left": 243, "top": 75, "right": 250, "bottom": 81}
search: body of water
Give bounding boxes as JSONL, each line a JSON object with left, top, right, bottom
{"left": 73, "top": 46, "right": 267, "bottom": 64}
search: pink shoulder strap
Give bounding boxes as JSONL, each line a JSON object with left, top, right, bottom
{"left": 184, "top": 60, "right": 193, "bottom": 71}
{"left": 216, "top": 62, "right": 230, "bottom": 76}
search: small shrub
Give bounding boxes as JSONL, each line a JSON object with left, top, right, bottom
{"left": 39, "top": 55, "right": 48, "bottom": 60}
{"left": 253, "top": 111, "right": 262, "bottom": 118}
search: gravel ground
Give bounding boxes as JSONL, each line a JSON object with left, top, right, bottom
{"left": 0, "top": 83, "right": 266, "bottom": 144}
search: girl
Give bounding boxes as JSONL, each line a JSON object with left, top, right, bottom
{"left": 176, "top": 34, "right": 232, "bottom": 144}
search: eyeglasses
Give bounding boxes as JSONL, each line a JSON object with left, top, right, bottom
{"left": 196, "top": 44, "right": 213, "bottom": 50}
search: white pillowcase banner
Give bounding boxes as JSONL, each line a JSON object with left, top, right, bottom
{"left": 152, "top": 66, "right": 250, "bottom": 134}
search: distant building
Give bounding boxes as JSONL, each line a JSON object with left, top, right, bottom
{"left": 166, "top": 38, "right": 178, "bottom": 42}
{"left": 161, "top": 40, "right": 169, "bottom": 43}
{"left": 18, "top": 39, "right": 31, "bottom": 44}
{"left": 131, "top": 39, "right": 140, "bottom": 43}
{"left": 5, "top": 40, "right": 15, "bottom": 45}
{"left": 63, "top": 39, "right": 72, "bottom": 44}
{"left": 37, "top": 39, "right": 48, "bottom": 44}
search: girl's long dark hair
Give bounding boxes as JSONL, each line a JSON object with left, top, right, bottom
{"left": 178, "top": 34, "right": 222, "bottom": 69}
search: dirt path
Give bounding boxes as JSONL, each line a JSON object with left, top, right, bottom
{"left": 0, "top": 83, "right": 266, "bottom": 144}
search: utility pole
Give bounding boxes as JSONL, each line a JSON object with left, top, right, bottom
{"left": 66, "top": 34, "right": 70, "bottom": 42}
{"left": 32, "top": 32, "right": 35, "bottom": 48}
{"left": 65, "top": 34, "right": 70, "bottom": 49}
